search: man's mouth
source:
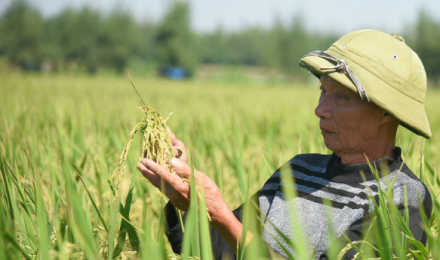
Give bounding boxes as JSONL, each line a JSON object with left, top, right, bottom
{"left": 320, "top": 127, "right": 334, "bottom": 135}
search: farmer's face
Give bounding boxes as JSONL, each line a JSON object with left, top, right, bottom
{"left": 315, "top": 76, "right": 384, "bottom": 156}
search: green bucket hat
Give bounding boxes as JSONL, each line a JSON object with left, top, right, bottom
{"left": 299, "top": 29, "right": 431, "bottom": 139}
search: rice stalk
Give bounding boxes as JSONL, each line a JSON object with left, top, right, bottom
{"left": 111, "top": 106, "right": 175, "bottom": 190}
{"left": 112, "top": 75, "right": 175, "bottom": 192}
{"left": 111, "top": 76, "right": 200, "bottom": 248}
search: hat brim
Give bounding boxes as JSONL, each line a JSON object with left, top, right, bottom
{"left": 299, "top": 51, "right": 432, "bottom": 139}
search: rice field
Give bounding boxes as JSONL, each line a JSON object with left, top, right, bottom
{"left": 1, "top": 72, "right": 439, "bottom": 259}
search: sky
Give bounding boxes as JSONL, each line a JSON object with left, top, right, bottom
{"left": 1, "top": 0, "right": 439, "bottom": 34}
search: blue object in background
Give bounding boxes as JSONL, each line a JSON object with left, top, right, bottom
{"left": 159, "top": 66, "right": 189, "bottom": 80}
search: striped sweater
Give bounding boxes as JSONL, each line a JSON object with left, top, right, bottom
{"left": 165, "top": 147, "right": 432, "bottom": 260}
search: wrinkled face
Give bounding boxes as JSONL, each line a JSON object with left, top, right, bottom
{"left": 315, "top": 76, "right": 384, "bottom": 155}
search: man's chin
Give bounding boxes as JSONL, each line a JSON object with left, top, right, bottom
{"left": 322, "top": 138, "right": 338, "bottom": 153}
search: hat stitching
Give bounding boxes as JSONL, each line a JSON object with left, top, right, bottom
{"left": 333, "top": 44, "right": 425, "bottom": 92}
{"left": 329, "top": 47, "right": 425, "bottom": 103}
{"left": 312, "top": 50, "right": 424, "bottom": 104}
{"left": 338, "top": 29, "right": 371, "bottom": 46}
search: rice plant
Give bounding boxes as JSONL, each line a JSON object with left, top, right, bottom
{"left": 0, "top": 73, "right": 439, "bottom": 259}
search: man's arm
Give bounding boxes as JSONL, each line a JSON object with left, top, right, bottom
{"left": 164, "top": 192, "right": 275, "bottom": 260}
{"left": 165, "top": 201, "right": 244, "bottom": 260}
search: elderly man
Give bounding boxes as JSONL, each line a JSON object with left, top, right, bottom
{"left": 137, "top": 30, "right": 432, "bottom": 259}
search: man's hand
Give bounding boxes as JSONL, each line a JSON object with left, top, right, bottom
{"left": 137, "top": 156, "right": 229, "bottom": 223}
{"left": 137, "top": 129, "right": 247, "bottom": 254}
{"left": 168, "top": 128, "right": 188, "bottom": 164}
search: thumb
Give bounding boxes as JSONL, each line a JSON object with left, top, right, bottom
{"left": 171, "top": 158, "right": 191, "bottom": 178}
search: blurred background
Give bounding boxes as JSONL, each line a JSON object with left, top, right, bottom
{"left": 0, "top": 0, "right": 439, "bottom": 85}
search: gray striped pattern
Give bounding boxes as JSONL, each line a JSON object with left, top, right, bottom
{"left": 259, "top": 154, "right": 426, "bottom": 259}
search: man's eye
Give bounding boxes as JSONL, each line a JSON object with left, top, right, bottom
{"left": 335, "top": 92, "right": 347, "bottom": 99}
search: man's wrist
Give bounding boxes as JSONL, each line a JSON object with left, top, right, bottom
{"left": 209, "top": 206, "right": 245, "bottom": 254}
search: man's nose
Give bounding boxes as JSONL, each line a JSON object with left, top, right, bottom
{"left": 315, "top": 95, "right": 331, "bottom": 119}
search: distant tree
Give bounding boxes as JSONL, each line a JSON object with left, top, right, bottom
{"left": 198, "top": 26, "right": 276, "bottom": 66}
{"left": 406, "top": 10, "right": 440, "bottom": 84}
{"left": 136, "top": 22, "right": 157, "bottom": 62}
{"left": 0, "top": 0, "right": 43, "bottom": 70}
{"left": 44, "top": 7, "right": 101, "bottom": 73}
{"left": 98, "top": 9, "right": 141, "bottom": 73}
{"left": 270, "top": 15, "right": 338, "bottom": 77}
{"left": 228, "top": 27, "right": 273, "bottom": 66}
{"left": 273, "top": 16, "right": 312, "bottom": 76}
{"left": 155, "top": 1, "right": 198, "bottom": 76}
{"left": 198, "top": 27, "right": 229, "bottom": 64}
{"left": 42, "top": 15, "right": 63, "bottom": 71}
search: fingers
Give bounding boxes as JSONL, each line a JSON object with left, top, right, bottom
{"left": 168, "top": 128, "right": 185, "bottom": 149}
{"left": 139, "top": 157, "right": 194, "bottom": 187}
{"left": 138, "top": 160, "right": 191, "bottom": 210}
{"left": 172, "top": 138, "right": 185, "bottom": 158}
{"left": 139, "top": 157, "right": 224, "bottom": 217}
{"left": 167, "top": 128, "right": 188, "bottom": 163}
{"left": 168, "top": 128, "right": 181, "bottom": 148}
{"left": 140, "top": 159, "right": 181, "bottom": 189}
{"left": 170, "top": 158, "right": 192, "bottom": 179}
{"left": 137, "top": 163, "right": 161, "bottom": 187}
{"left": 168, "top": 127, "right": 176, "bottom": 142}
{"left": 173, "top": 137, "right": 185, "bottom": 149}
{"left": 141, "top": 158, "right": 167, "bottom": 175}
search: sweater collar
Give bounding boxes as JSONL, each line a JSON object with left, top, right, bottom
{"left": 325, "top": 147, "right": 405, "bottom": 183}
